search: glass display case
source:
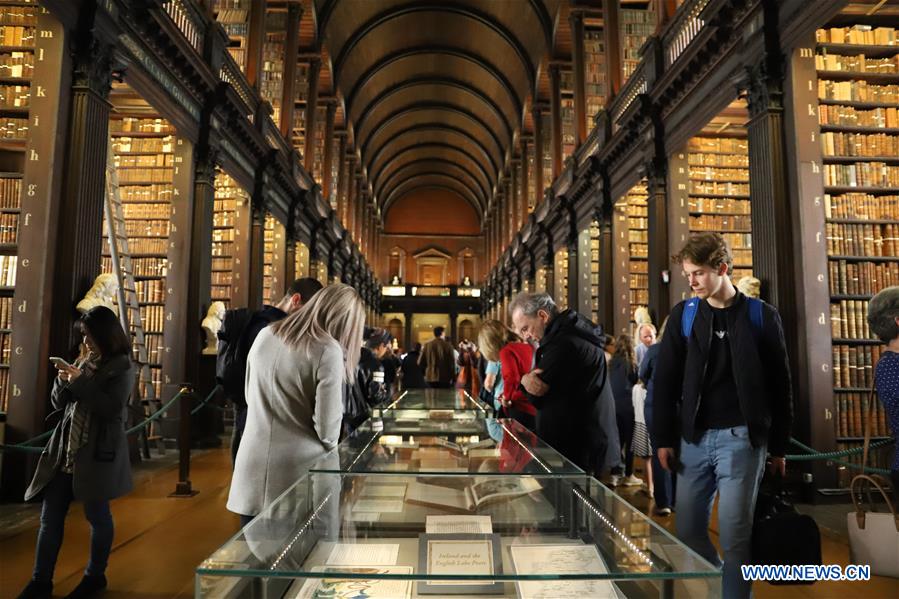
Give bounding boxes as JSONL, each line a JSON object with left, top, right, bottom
{"left": 310, "top": 419, "right": 584, "bottom": 476}
{"left": 372, "top": 389, "right": 494, "bottom": 433}
{"left": 197, "top": 471, "right": 720, "bottom": 598}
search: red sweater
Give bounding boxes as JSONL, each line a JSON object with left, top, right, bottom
{"left": 499, "top": 342, "right": 536, "bottom": 416}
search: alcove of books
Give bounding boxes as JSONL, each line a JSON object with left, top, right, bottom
{"left": 560, "top": 68, "right": 577, "bottom": 163}
{"left": 212, "top": 170, "right": 251, "bottom": 308}
{"left": 0, "top": 0, "right": 33, "bottom": 411}
{"left": 295, "top": 239, "right": 310, "bottom": 278}
{"left": 212, "top": 0, "right": 250, "bottom": 73}
{"left": 261, "top": 5, "right": 287, "bottom": 128}
{"left": 588, "top": 219, "right": 601, "bottom": 325}
{"left": 554, "top": 247, "right": 569, "bottom": 310}
{"left": 291, "top": 61, "right": 310, "bottom": 157}
{"left": 583, "top": 16, "right": 606, "bottom": 137}
{"left": 815, "top": 17, "right": 899, "bottom": 478}
{"left": 263, "top": 213, "right": 290, "bottom": 304}
{"left": 620, "top": 1, "right": 656, "bottom": 85}
{"left": 612, "top": 180, "right": 649, "bottom": 336}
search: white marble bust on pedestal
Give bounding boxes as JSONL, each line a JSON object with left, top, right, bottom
{"left": 202, "top": 301, "right": 226, "bottom": 354}
{"left": 76, "top": 273, "right": 119, "bottom": 315}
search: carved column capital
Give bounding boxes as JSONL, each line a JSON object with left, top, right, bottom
{"left": 743, "top": 56, "right": 785, "bottom": 118}
{"left": 73, "top": 38, "right": 114, "bottom": 98}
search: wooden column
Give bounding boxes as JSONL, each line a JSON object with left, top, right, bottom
{"left": 511, "top": 160, "right": 520, "bottom": 233}
{"left": 3, "top": 11, "right": 71, "bottom": 498}
{"left": 245, "top": 0, "right": 267, "bottom": 88}
{"left": 549, "top": 64, "right": 563, "bottom": 181}
{"left": 519, "top": 137, "right": 530, "bottom": 226}
{"left": 570, "top": 10, "right": 588, "bottom": 146}
{"left": 321, "top": 100, "right": 336, "bottom": 200}
{"left": 345, "top": 156, "right": 356, "bottom": 234}
{"left": 284, "top": 238, "right": 296, "bottom": 285}
{"left": 279, "top": 2, "right": 302, "bottom": 138}
{"left": 230, "top": 188, "right": 252, "bottom": 308}
{"left": 335, "top": 133, "right": 347, "bottom": 225}
{"left": 269, "top": 219, "right": 287, "bottom": 301}
{"left": 302, "top": 57, "right": 321, "bottom": 172}
{"left": 666, "top": 150, "right": 692, "bottom": 307}
{"left": 576, "top": 225, "right": 594, "bottom": 320}
{"left": 49, "top": 37, "right": 114, "bottom": 360}
{"left": 532, "top": 106, "right": 545, "bottom": 201}
{"left": 601, "top": 0, "right": 622, "bottom": 99}
{"left": 612, "top": 201, "right": 631, "bottom": 335}
{"left": 565, "top": 209, "right": 579, "bottom": 312}
{"left": 247, "top": 178, "right": 267, "bottom": 310}
{"left": 597, "top": 207, "right": 615, "bottom": 331}
{"left": 647, "top": 160, "right": 673, "bottom": 325}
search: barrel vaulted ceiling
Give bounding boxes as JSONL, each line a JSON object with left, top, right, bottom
{"left": 313, "top": 0, "right": 562, "bottom": 225}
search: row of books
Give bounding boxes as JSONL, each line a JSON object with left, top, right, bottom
{"left": 0, "top": 6, "right": 37, "bottom": 26}
{"left": 0, "top": 295, "right": 10, "bottom": 328}
{"left": 818, "top": 80, "right": 899, "bottom": 103}
{"left": 832, "top": 344, "right": 881, "bottom": 389}
{"left": 836, "top": 445, "right": 894, "bottom": 487}
{"left": 0, "top": 331, "right": 8, "bottom": 363}
{"left": 688, "top": 153, "right": 749, "bottom": 167}
{"left": 211, "top": 257, "right": 230, "bottom": 271}
{"left": 689, "top": 166, "right": 749, "bottom": 181}
{"left": 825, "top": 192, "right": 899, "bottom": 219}
{"left": 123, "top": 219, "right": 169, "bottom": 238}
{"left": 109, "top": 118, "right": 174, "bottom": 134}
{"left": 0, "top": 368, "right": 8, "bottom": 412}
{"left": 211, "top": 241, "right": 233, "bottom": 256}
{"left": 823, "top": 162, "right": 899, "bottom": 187}
{"left": 835, "top": 393, "right": 892, "bottom": 439}
{"left": 819, "top": 104, "right": 899, "bottom": 128}
{"left": 213, "top": 228, "right": 235, "bottom": 242}
{"left": 0, "top": 84, "right": 28, "bottom": 108}
{"left": 630, "top": 273, "right": 648, "bottom": 289}
{"left": 815, "top": 53, "right": 899, "bottom": 74}
{"left": 145, "top": 333, "right": 163, "bottom": 365}
{"left": 0, "top": 51, "right": 32, "bottom": 78}
{"left": 115, "top": 153, "right": 174, "bottom": 168}
{"left": 825, "top": 222, "right": 899, "bottom": 255}
{"left": 117, "top": 168, "right": 174, "bottom": 183}
{"left": 689, "top": 198, "right": 751, "bottom": 214}
{"left": 0, "top": 116, "right": 26, "bottom": 139}
{"left": 690, "top": 181, "right": 750, "bottom": 195}
{"left": 829, "top": 259, "right": 899, "bottom": 295}
{"left": 0, "top": 25, "right": 33, "bottom": 47}
{"left": 122, "top": 203, "right": 169, "bottom": 219}
{"left": 687, "top": 138, "right": 747, "bottom": 153}
{"left": 105, "top": 238, "right": 167, "bottom": 255}
{"left": 140, "top": 305, "right": 165, "bottom": 333}
{"left": 816, "top": 25, "right": 899, "bottom": 46}
{"left": 118, "top": 183, "right": 172, "bottom": 203}
{"left": 102, "top": 256, "right": 167, "bottom": 278}
{"left": 820, "top": 132, "right": 899, "bottom": 157}
{"left": 0, "top": 212, "right": 16, "bottom": 243}
{"left": 0, "top": 254, "right": 15, "bottom": 285}
{"left": 689, "top": 214, "right": 752, "bottom": 231}
{"left": 830, "top": 299, "right": 871, "bottom": 339}
{"left": 630, "top": 289, "right": 649, "bottom": 305}
{"left": 135, "top": 279, "right": 166, "bottom": 303}
{"left": 0, "top": 176, "right": 19, "bottom": 208}
{"left": 113, "top": 137, "right": 173, "bottom": 154}
{"left": 628, "top": 216, "right": 648, "bottom": 229}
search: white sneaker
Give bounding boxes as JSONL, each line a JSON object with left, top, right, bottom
{"left": 621, "top": 475, "right": 643, "bottom": 487}
{"left": 603, "top": 475, "right": 621, "bottom": 487}
{"left": 653, "top": 507, "right": 672, "bottom": 516}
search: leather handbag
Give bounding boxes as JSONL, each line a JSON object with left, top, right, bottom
{"left": 846, "top": 381, "right": 899, "bottom": 578}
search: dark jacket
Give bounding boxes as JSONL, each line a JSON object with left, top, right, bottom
{"left": 419, "top": 337, "right": 455, "bottom": 384}
{"left": 25, "top": 354, "right": 135, "bottom": 502}
{"left": 400, "top": 350, "right": 427, "bottom": 389}
{"left": 525, "top": 309, "right": 609, "bottom": 469}
{"left": 609, "top": 356, "right": 638, "bottom": 413}
{"left": 357, "top": 347, "right": 388, "bottom": 406}
{"left": 652, "top": 292, "right": 793, "bottom": 456}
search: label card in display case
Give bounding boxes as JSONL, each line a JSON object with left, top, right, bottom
{"left": 417, "top": 533, "right": 504, "bottom": 595}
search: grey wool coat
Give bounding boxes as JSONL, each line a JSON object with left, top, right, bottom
{"left": 25, "top": 354, "right": 135, "bottom": 502}
{"left": 227, "top": 328, "right": 345, "bottom": 516}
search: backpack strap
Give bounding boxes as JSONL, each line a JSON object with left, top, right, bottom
{"left": 681, "top": 298, "right": 700, "bottom": 340}
{"left": 747, "top": 297, "right": 764, "bottom": 334}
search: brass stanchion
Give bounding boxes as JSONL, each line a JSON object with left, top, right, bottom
{"left": 170, "top": 384, "right": 199, "bottom": 497}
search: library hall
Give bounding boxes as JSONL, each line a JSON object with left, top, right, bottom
{"left": 2, "top": 0, "right": 899, "bottom": 598}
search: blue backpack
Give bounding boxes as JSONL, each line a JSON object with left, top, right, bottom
{"left": 681, "top": 296, "right": 764, "bottom": 341}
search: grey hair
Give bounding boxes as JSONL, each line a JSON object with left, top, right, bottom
{"left": 868, "top": 286, "right": 899, "bottom": 342}
{"left": 508, "top": 292, "right": 559, "bottom": 318}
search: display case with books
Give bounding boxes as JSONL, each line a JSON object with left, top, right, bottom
{"left": 686, "top": 135, "right": 753, "bottom": 281}
{"left": 105, "top": 115, "right": 176, "bottom": 398}
{"left": 212, "top": 170, "right": 250, "bottom": 307}
{"left": 196, "top": 470, "right": 720, "bottom": 598}
{"left": 815, "top": 23, "right": 899, "bottom": 451}
{"left": 309, "top": 418, "right": 584, "bottom": 477}
{"left": 0, "top": 0, "right": 33, "bottom": 409}
{"left": 372, "top": 388, "right": 494, "bottom": 434}
{"left": 212, "top": 0, "right": 250, "bottom": 72}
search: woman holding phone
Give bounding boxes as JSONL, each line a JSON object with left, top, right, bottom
{"left": 17, "top": 306, "right": 135, "bottom": 599}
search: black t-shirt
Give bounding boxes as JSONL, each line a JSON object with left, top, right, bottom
{"left": 696, "top": 304, "right": 745, "bottom": 430}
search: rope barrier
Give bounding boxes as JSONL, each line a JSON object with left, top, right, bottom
{"left": 786, "top": 437, "right": 893, "bottom": 475}
{"left": 189, "top": 385, "right": 224, "bottom": 415}
{"left": 0, "top": 388, "right": 188, "bottom": 454}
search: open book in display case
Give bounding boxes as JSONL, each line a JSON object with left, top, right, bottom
{"left": 196, "top": 471, "right": 720, "bottom": 599}
{"left": 371, "top": 388, "right": 495, "bottom": 434}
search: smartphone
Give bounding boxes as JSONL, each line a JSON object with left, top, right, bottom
{"left": 49, "top": 356, "right": 72, "bottom": 369}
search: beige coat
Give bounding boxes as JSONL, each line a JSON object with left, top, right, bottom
{"left": 227, "top": 328, "right": 344, "bottom": 516}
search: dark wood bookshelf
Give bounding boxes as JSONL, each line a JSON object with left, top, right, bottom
{"left": 819, "top": 124, "right": 899, "bottom": 134}
{"left": 829, "top": 254, "right": 899, "bottom": 262}
{"left": 823, "top": 155, "right": 899, "bottom": 164}
{"left": 831, "top": 338, "right": 880, "bottom": 345}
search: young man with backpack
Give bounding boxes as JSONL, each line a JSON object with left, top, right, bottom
{"left": 216, "top": 278, "right": 323, "bottom": 465}
{"left": 652, "top": 233, "right": 792, "bottom": 599}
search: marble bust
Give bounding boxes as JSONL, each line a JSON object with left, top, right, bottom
{"left": 737, "top": 276, "right": 761, "bottom": 299}
{"left": 76, "top": 273, "right": 119, "bottom": 314}
{"left": 202, "top": 301, "right": 226, "bottom": 355}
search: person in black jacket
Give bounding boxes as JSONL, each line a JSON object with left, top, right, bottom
{"left": 510, "top": 292, "right": 617, "bottom": 471}
{"left": 608, "top": 334, "right": 641, "bottom": 487}
{"left": 223, "top": 278, "right": 323, "bottom": 465}
{"left": 653, "top": 233, "right": 792, "bottom": 599}
{"left": 400, "top": 343, "right": 427, "bottom": 389}
{"left": 358, "top": 328, "right": 393, "bottom": 406}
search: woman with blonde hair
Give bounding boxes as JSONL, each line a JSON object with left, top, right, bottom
{"left": 227, "top": 284, "right": 365, "bottom": 526}
{"left": 477, "top": 320, "right": 535, "bottom": 430}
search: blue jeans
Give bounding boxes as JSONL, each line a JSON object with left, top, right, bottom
{"left": 33, "top": 471, "right": 114, "bottom": 583}
{"left": 676, "top": 426, "right": 766, "bottom": 599}
{"left": 645, "top": 400, "right": 675, "bottom": 509}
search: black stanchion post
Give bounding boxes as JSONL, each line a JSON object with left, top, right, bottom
{"left": 170, "top": 384, "right": 199, "bottom": 497}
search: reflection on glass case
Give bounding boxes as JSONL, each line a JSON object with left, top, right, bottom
{"left": 197, "top": 472, "right": 720, "bottom": 598}
{"left": 372, "top": 389, "right": 494, "bottom": 433}
{"left": 312, "top": 418, "right": 584, "bottom": 476}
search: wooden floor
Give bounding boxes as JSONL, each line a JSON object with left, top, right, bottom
{"left": 0, "top": 448, "right": 896, "bottom": 598}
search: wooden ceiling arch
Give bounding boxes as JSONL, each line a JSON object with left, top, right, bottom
{"left": 377, "top": 159, "right": 488, "bottom": 206}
